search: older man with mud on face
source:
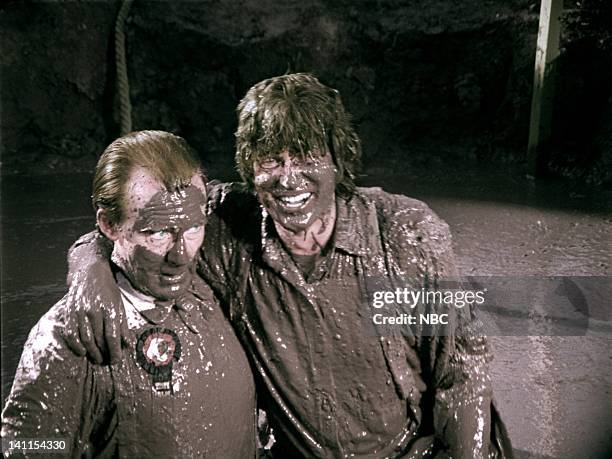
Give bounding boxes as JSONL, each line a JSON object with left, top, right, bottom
{"left": 0, "top": 131, "right": 256, "bottom": 458}
{"left": 62, "top": 74, "right": 513, "bottom": 458}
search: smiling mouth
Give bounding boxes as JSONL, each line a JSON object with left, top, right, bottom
{"left": 276, "top": 192, "right": 312, "bottom": 208}
{"left": 161, "top": 272, "right": 187, "bottom": 284}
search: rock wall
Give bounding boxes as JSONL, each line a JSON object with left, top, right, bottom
{"left": 1, "top": 0, "right": 609, "bottom": 182}
{"left": 2, "top": 1, "right": 116, "bottom": 173}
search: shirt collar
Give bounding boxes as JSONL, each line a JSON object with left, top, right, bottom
{"left": 117, "top": 272, "right": 159, "bottom": 330}
{"left": 116, "top": 271, "right": 201, "bottom": 334}
{"left": 332, "top": 193, "right": 373, "bottom": 257}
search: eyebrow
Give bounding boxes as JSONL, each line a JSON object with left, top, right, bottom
{"left": 137, "top": 215, "right": 206, "bottom": 233}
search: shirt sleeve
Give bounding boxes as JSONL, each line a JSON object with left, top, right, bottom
{"left": 378, "top": 191, "right": 494, "bottom": 458}
{"left": 1, "top": 299, "right": 115, "bottom": 457}
{"left": 66, "top": 230, "right": 113, "bottom": 287}
{"left": 198, "top": 182, "right": 256, "bottom": 317}
{"left": 416, "top": 205, "right": 493, "bottom": 459}
{"left": 198, "top": 208, "right": 238, "bottom": 309}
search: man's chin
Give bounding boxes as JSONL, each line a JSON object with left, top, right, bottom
{"left": 278, "top": 220, "right": 314, "bottom": 234}
{"left": 147, "top": 278, "right": 192, "bottom": 302}
{"left": 149, "top": 288, "right": 187, "bottom": 302}
{"left": 269, "top": 210, "right": 316, "bottom": 233}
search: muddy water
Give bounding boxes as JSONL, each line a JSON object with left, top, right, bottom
{"left": 2, "top": 175, "right": 95, "bottom": 402}
{"left": 2, "top": 166, "right": 611, "bottom": 458}
{"left": 361, "top": 163, "right": 611, "bottom": 459}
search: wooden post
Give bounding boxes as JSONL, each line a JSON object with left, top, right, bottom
{"left": 527, "top": 0, "right": 563, "bottom": 175}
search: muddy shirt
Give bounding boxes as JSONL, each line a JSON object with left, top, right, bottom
{"left": 1, "top": 274, "right": 256, "bottom": 458}
{"left": 200, "top": 184, "right": 495, "bottom": 459}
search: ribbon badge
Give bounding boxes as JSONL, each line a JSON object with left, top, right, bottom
{"left": 136, "top": 327, "right": 182, "bottom": 393}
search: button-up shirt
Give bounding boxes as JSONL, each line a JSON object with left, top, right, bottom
{"left": 200, "top": 183, "right": 496, "bottom": 458}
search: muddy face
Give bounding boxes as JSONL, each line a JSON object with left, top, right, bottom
{"left": 253, "top": 149, "right": 337, "bottom": 234}
{"left": 110, "top": 168, "right": 206, "bottom": 300}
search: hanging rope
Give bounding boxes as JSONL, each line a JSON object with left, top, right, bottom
{"left": 115, "top": 0, "right": 134, "bottom": 135}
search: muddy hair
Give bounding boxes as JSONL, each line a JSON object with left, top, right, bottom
{"left": 235, "top": 73, "right": 361, "bottom": 197}
{"left": 93, "top": 130, "right": 204, "bottom": 225}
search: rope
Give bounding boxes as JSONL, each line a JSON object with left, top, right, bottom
{"left": 115, "top": 0, "right": 134, "bottom": 135}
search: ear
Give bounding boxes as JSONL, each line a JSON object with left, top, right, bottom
{"left": 97, "top": 209, "right": 120, "bottom": 241}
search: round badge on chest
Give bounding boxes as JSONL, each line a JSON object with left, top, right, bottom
{"left": 136, "top": 327, "right": 182, "bottom": 393}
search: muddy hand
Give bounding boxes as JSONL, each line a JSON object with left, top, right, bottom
{"left": 62, "top": 264, "right": 125, "bottom": 364}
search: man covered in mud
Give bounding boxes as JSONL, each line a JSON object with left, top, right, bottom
{"left": 63, "top": 75, "right": 512, "bottom": 457}
{"left": 1, "top": 131, "right": 256, "bottom": 457}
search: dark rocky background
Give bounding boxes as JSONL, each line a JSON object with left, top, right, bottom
{"left": 2, "top": 0, "right": 611, "bottom": 185}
